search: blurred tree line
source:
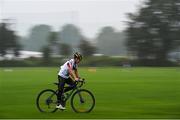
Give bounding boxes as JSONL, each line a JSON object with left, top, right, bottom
{"left": 17, "top": 23, "right": 126, "bottom": 64}
{"left": 126, "top": 0, "right": 180, "bottom": 65}
{"left": 0, "top": 0, "right": 180, "bottom": 66}
{"left": 0, "top": 23, "right": 21, "bottom": 57}
{"left": 20, "top": 24, "right": 98, "bottom": 58}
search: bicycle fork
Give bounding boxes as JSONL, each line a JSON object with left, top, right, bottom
{"left": 77, "top": 91, "right": 85, "bottom": 103}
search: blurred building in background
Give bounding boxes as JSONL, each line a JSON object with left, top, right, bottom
{"left": 0, "top": 50, "right": 42, "bottom": 60}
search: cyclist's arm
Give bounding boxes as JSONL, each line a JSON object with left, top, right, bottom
{"left": 74, "top": 69, "right": 79, "bottom": 79}
{"left": 67, "top": 63, "right": 77, "bottom": 80}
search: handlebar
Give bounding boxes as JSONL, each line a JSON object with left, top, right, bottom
{"left": 75, "top": 78, "right": 85, "bottom": 88}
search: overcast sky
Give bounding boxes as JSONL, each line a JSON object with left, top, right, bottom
{"left": 0, "top": 0, "right": 143, "bottom": 38}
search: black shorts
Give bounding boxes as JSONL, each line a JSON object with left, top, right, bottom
{"left": 58, "top": 75, "right": 76, "bottom": 88}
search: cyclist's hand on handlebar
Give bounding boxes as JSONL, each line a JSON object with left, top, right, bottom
{"left": 75, "top": 77, "right": 79, "bottom": 81}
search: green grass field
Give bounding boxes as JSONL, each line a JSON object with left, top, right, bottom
{"left": 0, "top": 67, "right": 180, "bottom": 119}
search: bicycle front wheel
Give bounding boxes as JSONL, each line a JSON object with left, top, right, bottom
{"left": 71, "top": 89, "right": 95, "bottom": 113}
{"left": 36, "top": 89, "right": 58, "bottom": 113}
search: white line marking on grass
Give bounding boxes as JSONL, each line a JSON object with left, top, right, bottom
{"left": 3, "top": 69, "right": 13, "bottom": 72}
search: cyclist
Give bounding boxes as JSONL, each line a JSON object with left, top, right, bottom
{"left": 56, "top": 52, "right": 82, "bottom": 110}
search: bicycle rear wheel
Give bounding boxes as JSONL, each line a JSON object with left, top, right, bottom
{"left": 71, "top": 89, "right": 95, "bottom": 113}
{"left": 36, "top": 89, "right": 58, "bottom": 113}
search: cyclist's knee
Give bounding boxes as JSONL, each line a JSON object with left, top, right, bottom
{"left": 72, "top": 83, "right": 77, "bottom": 88}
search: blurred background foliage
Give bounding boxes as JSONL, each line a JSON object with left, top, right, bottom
{"left": 0, "top": 0, "right": 180, "bottom": 67}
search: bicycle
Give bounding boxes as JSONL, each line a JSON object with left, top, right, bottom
{"left": 36, "top": 78, "right": 95, "bottom": 113}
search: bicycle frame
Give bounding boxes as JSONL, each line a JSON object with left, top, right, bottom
{"left": 55, "top": 83, "right": 82, "bottom": 103}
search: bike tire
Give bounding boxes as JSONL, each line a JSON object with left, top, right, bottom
{"left": 36, "top": 89, "right": 58, "bottom": 113}
{"left": 71, "top": 89, "right": 95, "bottom": 113}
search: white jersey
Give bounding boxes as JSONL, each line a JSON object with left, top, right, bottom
{"left": 58, "top": 59, "right": 77, "bottom": 79}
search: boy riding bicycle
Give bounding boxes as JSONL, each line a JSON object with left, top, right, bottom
{"left": 56, "top": 52, "right": 82, "bottom": 110}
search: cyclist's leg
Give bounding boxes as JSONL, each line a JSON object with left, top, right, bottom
{"left": 64, "top": 77, "right": 76, "bottom": 92}
{"left": 57, "top": 75, "right": 65, "bottom": 104}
